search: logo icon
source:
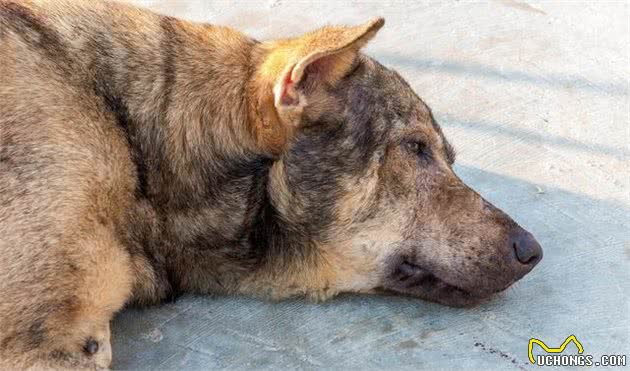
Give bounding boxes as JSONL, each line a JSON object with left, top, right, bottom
{"left": 528, "top": 335, "right": 584, "bottom": 364}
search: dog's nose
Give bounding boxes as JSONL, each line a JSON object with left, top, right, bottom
{"left": 509, "top": 228, "right": 543, "bottom": 266}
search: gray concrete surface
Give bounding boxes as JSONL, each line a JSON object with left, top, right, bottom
{"left": 112, "top": 1, "right": 630, "bottom": 369}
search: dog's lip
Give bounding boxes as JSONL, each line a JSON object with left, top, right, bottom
{"left": 397, "top": 261, "right": 470, "bottom": 292}
{"left": 382, "top": 260, "right": 485, "bottom": 306}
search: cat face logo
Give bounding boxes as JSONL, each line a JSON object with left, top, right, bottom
{"left": 528, "top": 335, "right": 584, "bottom": 364}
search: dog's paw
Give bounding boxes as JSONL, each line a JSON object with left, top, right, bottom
{"left": 47, "top": 337, "right": 111, "bottom": 370}
{"left": 46, "top": 323, "right": 113, "bottom": 370}
{"left": 83, "top": 336, "right": 112, "bottom": 370}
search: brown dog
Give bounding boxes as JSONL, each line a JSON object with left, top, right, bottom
{"left": 0, "top": 0, "right": 542, "bottom": 369}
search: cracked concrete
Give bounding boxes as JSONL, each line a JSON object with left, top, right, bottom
{"left": 112, "top": 1, "right": 629, "bottom": 369}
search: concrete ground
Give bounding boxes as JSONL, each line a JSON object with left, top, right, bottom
{"left": 113, "top": 1, "right": 629, "bottom": 369}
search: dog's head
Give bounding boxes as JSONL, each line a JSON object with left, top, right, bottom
{"left": 250, "top": 18, "right": 542, "bottom": 306}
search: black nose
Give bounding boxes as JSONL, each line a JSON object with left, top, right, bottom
{"left": 509, "top": 228, "right": 543, "bottom": 266}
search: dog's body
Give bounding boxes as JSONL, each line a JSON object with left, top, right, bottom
{"left": 0, "top": 1, "right": 542, "bottom": 369}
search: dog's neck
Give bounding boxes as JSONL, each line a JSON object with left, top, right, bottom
{"left": 96, "top": 18, "right": 329, "bottom": 301}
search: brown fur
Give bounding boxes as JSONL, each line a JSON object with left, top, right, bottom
{"left": 0, "top": 1, "right": 541, "bottom": 369}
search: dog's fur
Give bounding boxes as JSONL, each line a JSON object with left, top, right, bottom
{"left": 0, "top": 0, "right": 542, "bottom": 369}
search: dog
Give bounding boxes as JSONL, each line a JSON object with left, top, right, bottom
{"left": 0, "top": 0, "right": 543, "bottom": 368}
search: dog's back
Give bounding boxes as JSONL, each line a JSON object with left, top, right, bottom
{"left": 1, "top": 0, "right": 265, "bottom": 366}
{"left": 0, "top": 1, "right": 148, "bottom": 367}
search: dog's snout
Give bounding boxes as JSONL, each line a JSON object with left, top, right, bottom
{"left": 509, "top": 228, "right": 543, "bottom": 267}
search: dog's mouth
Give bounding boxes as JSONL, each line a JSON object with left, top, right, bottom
{"left": 381, "top": 261, "right": 486, "bottom": 307}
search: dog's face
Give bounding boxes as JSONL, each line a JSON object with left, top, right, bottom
{"left": 256, "top": 19, "right": 542, "bottom": 306}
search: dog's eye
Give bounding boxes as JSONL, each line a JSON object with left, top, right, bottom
{"left": 404, "top": 140, "right": 430, "bottom": 159}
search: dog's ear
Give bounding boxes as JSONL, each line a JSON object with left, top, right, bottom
{"left": 249, "top": 18, "right": 384, "bottom": 155}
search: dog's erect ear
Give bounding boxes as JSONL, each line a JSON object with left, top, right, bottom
{"left": 268, "top": 17, "right": 385, "bottom": 112}
{"left": 249, "top": 18, "right": 385, "bottom": 155}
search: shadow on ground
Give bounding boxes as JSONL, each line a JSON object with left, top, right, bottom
{"left": 374, "top": 53, "right": 629, "bottom": 97}
{"left": 437, "top": 115, "right": 629, "bottom": 160}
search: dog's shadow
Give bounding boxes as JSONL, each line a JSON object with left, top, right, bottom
{"left": 111, "top": 165, "right": 629, "bottom": 370}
